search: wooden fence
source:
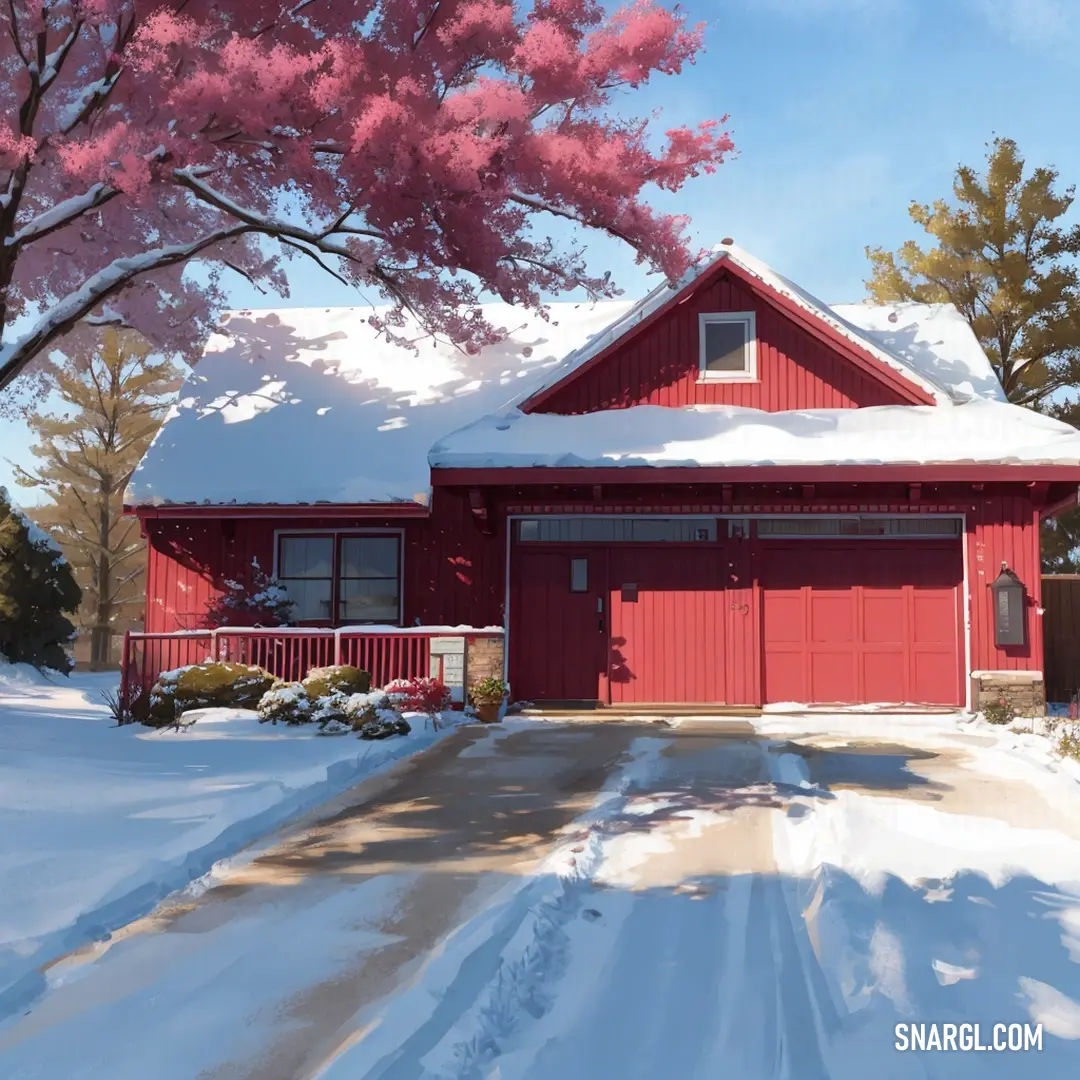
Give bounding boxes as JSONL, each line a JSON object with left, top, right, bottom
{"left": 1042, "top": 575, "right": 1080, "bottom": 702}
{"left": 120, "top": 627, "right": 503, "bottom": 703}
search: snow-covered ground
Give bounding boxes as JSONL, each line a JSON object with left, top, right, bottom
{"left": 329, "top": 717, "right": 1080, "bottom": 1079}
{"left": 0, "top": 662, "right": 450, "bottom": 1020}
{"left": 4, "top": 707, "right": 1080, "bottom": 1078}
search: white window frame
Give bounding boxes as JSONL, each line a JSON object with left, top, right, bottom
{"left": 698, "top": 311, "right": 757, "bottom": 382}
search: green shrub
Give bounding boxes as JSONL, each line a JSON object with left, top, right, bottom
{"left": 469, "top": 676, "right": 508, "bottom": 706}
{"left": 302, "top": 665, "right": 370, "bottom": 700}
{"left": 982, "top": 697, "right": 1017, "bottom": 726}
{"left": 1056, "top": 726, "right": 1080, "bottom": 761}
{"left": 257, "top": 682, "right": 313, "bottom": 725}
{"left": 147, "top": 661, "right": 275, "bottom": 726}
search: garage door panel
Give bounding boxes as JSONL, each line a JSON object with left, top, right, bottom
{"left": 810, "top": 651, "right": 857, "bottom": 701}
{"left": 913, "top": 652, "right": 956, "bottom": 702}
{"left": 763, "top": 645, "right": 804, "bottom": 702}
{"left": 762, "top": 541, "right": 962, "bottom": 706}
{"left": 862, "top": 593, "right": 904, "bottom": 643}
{"left": 763, "top": 592, "right": 803, "bottom": 643}
{"left": 912, "top": 591, "right": 957, "bottom": 644}
{"left": 810, "top": 594, "right": 853, "bottom": 642}
{"left": 863, "top": 651, "right": 906, "bottom": 701}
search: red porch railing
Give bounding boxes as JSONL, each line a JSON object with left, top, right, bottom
{"left": 120, "top": 627, "right": 502, "bottom": 703}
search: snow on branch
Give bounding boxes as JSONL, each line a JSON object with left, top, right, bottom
{"left": 0, "top": 0, "right": 732, "bottom": 395}
{"left": 5, "top": 182, "right": 118, "bottom": 248}
{"left": 0, "top": 226, "right": 254, "bottom": 389}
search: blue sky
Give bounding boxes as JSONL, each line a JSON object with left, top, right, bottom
{"left": 3, "top": 0, "right": 1079, "bottom": 503}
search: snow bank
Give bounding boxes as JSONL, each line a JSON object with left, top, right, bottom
{"left": 127, "top": 300, "right": 633, "bottom": 507}
{"left": 431, "top": 398, "right": 1080, "bottom": 470}
{"left": 0, "top": 667, "right": 454, "bottom": 1020}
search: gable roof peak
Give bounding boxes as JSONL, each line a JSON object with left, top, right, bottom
{"left": 519, "top": 241, "right": 976, "bottom": 410}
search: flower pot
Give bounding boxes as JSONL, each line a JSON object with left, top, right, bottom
{"left": 476, "top": 701, "right": 501, "bottom": 723}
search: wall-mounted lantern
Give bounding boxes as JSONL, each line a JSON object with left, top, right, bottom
{"left": 991, "top": 562, "right": 1026, "bottom": 647}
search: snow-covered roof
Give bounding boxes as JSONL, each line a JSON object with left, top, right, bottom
{"left": 429, "top": 400, "right": 1080, "bottom": 471}
{"left": 517, "top": 243, "right": 988, "bottom": 408}
{"left": 128, "top": 243, "right": 1018, "bottom": 509}
{"left": 127, "top": 301, "right": 635, "bottom": 507}
{"left": 830, "top": 301, "right": 1006, "bottom": 403}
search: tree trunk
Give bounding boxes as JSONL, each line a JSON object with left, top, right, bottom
{"left": 91, "top": 497, "right": 113, "bottom": 670}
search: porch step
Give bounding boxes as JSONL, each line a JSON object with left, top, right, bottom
{"left": 517, "top": 703, "right": 762, "bottom": 719}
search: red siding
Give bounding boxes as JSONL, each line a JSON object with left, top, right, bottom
{"left": 142, "top": 484, "right": 1045, "bottom": 707}
{"left": 966, "top": 493, "right": 1043, "bottom": 674}
{"left": 607, "top": 546, "right": 728, "bottom": 704}
{"left": 533, "top": 271, "right": 909, "bottom": 415}
{"left": 143, "top": 490, "right": 503, "bottom": 633}
{"left": 145, "top": 521, "right": 226, "bottom": 632}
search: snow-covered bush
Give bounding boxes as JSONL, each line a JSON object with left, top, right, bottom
{"left": 344, "top": 689, "right": 411, "bottom": 739}
{"left": 359, "top": 715, "right": 411, "bottom": 740}
{"left": 311, "top": 689, "right": 351, "bottom": 729}
{"left": 204, "top": 559, "right": 294, "bottom": 627}
{"left": 256, "top": 682, "right": 313, "bottom": 725}
{"left": 148, "top": 661, "right": 275, "bottom": 725}
{"left": 302, "top": 665, "right": 370, "bottom": 699}
{"left": 0, "top": 487, "right": 80, "bottom": 673}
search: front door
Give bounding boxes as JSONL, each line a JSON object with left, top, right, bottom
{"left": 509, "top": 549, "right": 609, "bottom": 704}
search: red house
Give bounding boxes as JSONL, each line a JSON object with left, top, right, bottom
{"left": 126, "top": 242, "right": 1080, "bottom": 713}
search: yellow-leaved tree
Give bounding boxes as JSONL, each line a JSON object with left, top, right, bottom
{"left": 14, "top": 329, "right": 182, "bottom": 668}
{"left": 866, "top": 137, "right": 1080, "bottom": 570}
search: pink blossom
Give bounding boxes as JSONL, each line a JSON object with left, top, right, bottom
{"left": 0, "top": 0, "right": 732, "bottom": 408}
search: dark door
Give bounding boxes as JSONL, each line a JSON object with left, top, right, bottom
{"left": 509, "top": 549, "right": 609, "bottom": 704}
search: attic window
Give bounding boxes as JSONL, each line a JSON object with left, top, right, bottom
{"left": 698, "top": 311, "right": 756, "bottom": 381}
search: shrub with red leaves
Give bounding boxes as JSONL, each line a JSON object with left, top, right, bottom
{"left": 384, "top": 676, "right": 452, "bottom": 720}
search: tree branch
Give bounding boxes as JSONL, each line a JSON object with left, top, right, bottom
{"left": 0, "top": 225, "right": 255, "bottom": 392}
{"left": 5, "top": 182, "right": 120, "bottom": 250}
{"left": 508, "top": 192, "right": 639, "bottom": 250}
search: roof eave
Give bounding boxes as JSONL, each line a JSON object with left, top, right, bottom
{"left": 126, "top": 501, "right": 432, "bottom": 520}
{"left": 430, "top": 464, "right": 1080, "bottom": 486}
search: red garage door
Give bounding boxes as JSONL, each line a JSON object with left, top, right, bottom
{"left": 761, "top": 540, "right": 964, "bottom": 706}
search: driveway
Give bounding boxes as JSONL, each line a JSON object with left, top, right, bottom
{"left": 3, "top": 718, "right": 1080, "bottom": 1079}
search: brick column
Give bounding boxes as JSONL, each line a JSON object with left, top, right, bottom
{"left": 466, "top": 633, "right": 505, "bottom": 687}
{"left": 971, "top": 671, "right": 1046, "bottom": 718}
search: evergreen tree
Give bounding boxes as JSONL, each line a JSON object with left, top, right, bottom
{"left": 866, "top": 137, "right": 1080, "bottom": 569}
{"left": 0, "top": 487, "right": 80, "bottom": 672}
{"left": 14, "top": 330, "right": 182, "bottom": 668}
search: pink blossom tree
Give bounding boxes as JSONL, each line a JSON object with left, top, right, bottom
{"left": 0, "top": 1, "right": 731, "bottom": 406}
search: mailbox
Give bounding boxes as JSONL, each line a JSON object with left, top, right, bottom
{"left": 990, "top": 563, "right": 1026, "bottom": 647}
{"left": 429, "top": 636, "right": 466, "bottom": 702}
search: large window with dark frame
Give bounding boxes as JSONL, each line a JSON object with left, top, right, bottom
{"left": 277, "top": 533, "right": 401, "bottom": 624}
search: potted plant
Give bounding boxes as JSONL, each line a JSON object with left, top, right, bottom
{"left": 469, "top": 676, "right": 508, "bottom": 723}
